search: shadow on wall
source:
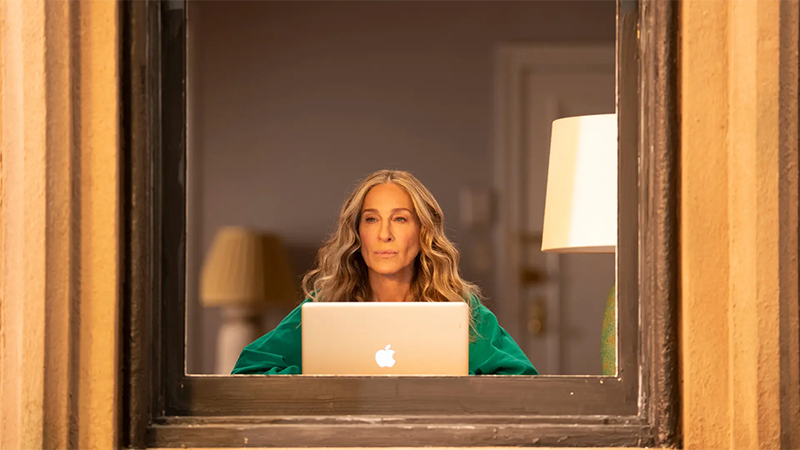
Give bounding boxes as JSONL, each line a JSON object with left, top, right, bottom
{"left": 259, "top": 244, "right": 319, "bottom": 339}
{"left": 286, "top": 243, "right": 319, "bottom": 304}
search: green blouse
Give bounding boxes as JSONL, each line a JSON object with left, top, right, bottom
{"left": 232, "top": 297, "right": 538, "bottom": 376}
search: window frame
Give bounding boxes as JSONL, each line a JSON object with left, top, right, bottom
{"left": 120, "top": 0, "right": 680, "bottom": 447}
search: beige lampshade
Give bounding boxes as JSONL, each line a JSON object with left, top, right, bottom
{"left": 200, "top": 227, "right": 296, "bottom": 308}
{"left": 542, "top": 113, "right": 617, "bottom": 254}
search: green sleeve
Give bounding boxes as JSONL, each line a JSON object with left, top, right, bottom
{"left": 231, "top": 301, "right": 306, "bottom": 375}
{"left": 468, "top": 299, "right": 539, "bottom": 375}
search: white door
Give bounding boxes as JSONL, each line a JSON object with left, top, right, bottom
{"left": 494, "top": 45, "right": 616, "bottom": 375}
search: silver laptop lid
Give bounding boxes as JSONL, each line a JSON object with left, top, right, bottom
{"left": 301, "top": 302, "right": 469, "bottom": 376}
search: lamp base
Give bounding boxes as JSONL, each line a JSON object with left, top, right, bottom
{"left": 216, "top": 306, "right": 263, "bottom": 374}
{"left": 601, "top": 285, "right": 616, "bottom": 376}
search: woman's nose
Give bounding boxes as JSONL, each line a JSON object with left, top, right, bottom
{"left": 378, "top": 222, "right": 393, "bottom": 242}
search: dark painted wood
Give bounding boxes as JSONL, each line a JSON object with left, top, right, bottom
{"left": 120, "top": 0, "right": 682, "bottom": 447}
{"left": 147, "top": 423, "right": 652, "bottom": 448}
{"left": 121, "top": 0, "right": 161, "bottom": 447}
{"left": 180, "top": 375, "right": 631, "bottom": 416}
{"left": 639, "top": 0, "right": 682, "bottom": 447}
{"left": 615, "top": 0, "right": 640, "bottom": 409}
{"left": 159, "top": 1, "right": 190, "bottom": 415}
{"left": 156, "top": 415, "right": 642, "bottom": 426}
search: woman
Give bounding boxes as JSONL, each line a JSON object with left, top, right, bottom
{"left": 232, "top": 170, "right": 538, "bottom": 375}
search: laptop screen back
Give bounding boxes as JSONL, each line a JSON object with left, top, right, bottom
{"left": 301, "top": 302, "right": 469, "bottom": 376}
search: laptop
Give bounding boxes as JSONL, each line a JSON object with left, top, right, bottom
{"left": 301, "top": 302, "right": 469, "bottom": 376}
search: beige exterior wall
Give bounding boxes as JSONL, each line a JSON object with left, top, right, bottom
{"left": 681, "top": 0, "right": 800, "bottom": 448}
{"left": 0, "top": 0, "right": 119, "bottom": 448}
{"left": 1, "top": 0, "right": 799, "bottom": 448}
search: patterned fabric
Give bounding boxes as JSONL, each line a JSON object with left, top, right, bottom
{"left": 601, "top": 285, "right": 616, "bottom": 376}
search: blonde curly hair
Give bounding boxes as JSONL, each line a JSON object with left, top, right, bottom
{"left": 302, "top": 170, "right": 482, "bottom": 318}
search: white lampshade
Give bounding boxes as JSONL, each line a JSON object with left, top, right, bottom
{"left": 200, "top": 226, "right": 296, "bottom": 308}
{"left": 542, "top": 114, "right": 617, "bottom": 253}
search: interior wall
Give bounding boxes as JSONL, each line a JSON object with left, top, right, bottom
{"left": 187, "top": 0, "right": 616, "bottom": 374}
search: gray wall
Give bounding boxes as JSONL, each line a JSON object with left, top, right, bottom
{"left": 187, "top": 0, "right": 616, "bottom": 374}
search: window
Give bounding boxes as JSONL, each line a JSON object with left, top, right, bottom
{"left": 121, "top": 0, "right": 680, "bottom": 447}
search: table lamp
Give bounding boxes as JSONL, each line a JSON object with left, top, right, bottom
{"left": 200, "top": 226, "right": 296, "bottom": 374}
{"left": 541, "top": 113, "right": 617, "bottom": 376}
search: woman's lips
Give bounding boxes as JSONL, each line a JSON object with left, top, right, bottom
{"left": 375, "top": 251, "right": 397, "bottom": 258}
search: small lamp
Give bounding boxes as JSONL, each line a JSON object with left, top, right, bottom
{"left": 200, "top": 226, "right": 296, "bottom": 374}
{"left": 541, "top": 113, "right": 617, "bottom": 375}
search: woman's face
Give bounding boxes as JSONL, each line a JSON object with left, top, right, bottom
{"left": 359, "top": 183, "right": 421, "bottom": 280}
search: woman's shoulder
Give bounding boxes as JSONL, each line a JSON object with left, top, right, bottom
{"left": 303, "top": 290, "right": 320, "bottom": 302}
{"left": 288, "top": 297, "right": 313, "bottom": 314}
{"left": 273, "top": 297, "right": 313, "bottom": 325}
{"left": 466, "top": 292, "right": 489, "bottom": 313}
{"left": 466, "top": 294, "right": 501, "bottom": 328}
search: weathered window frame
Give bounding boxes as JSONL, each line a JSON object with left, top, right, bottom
{"left": 120, "top": 0, "right": 680, "bottom": 447}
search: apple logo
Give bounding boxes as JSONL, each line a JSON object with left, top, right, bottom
{"left": 375, "top": 344, "right": 396, "bottom": 368}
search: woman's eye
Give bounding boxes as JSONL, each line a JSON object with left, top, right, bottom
{"left": 395, "top": 217, "right": 407, "bottom": 223}
{"left": 365, "top": 217, "right": 377, "bottom": 223}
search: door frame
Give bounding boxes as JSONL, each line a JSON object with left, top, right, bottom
{"left": 493, "top": 44, "right": 616, "bottom": 374}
